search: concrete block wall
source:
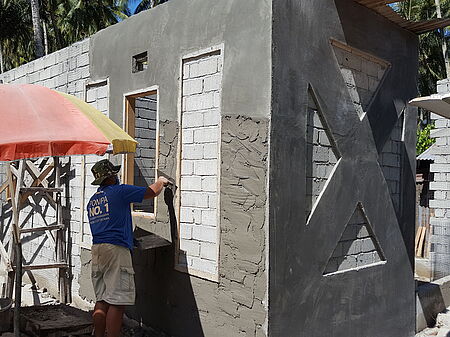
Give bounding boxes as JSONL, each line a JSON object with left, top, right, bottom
{"left": 429, "top": 79, "right": 450, "bottom": 279}
{"left": 179, "top": 50, "right": 222, "bottom": 278}
{"left": 379, "top": 114, "right": 403, "bottom": 215}
{"left": 332, "top": 41, "right": 388, "bottom": 119}
{"left": 82, "top": 81, "right": 110, "bottom": 246}
{"left": 324, "top": 204, "right": 384, "bottom": 275}
{"left": 306, "top": 93, "right": 339, "bottom": 220}
{"left": 0, "top": 39, "right": 111, "bottom": 300}
{"left": 133, "top": 95, "right": 157, "bottom": 213}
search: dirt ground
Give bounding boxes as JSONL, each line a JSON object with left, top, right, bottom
{"left": 0, "top": 283, "right": 168, "bottom": 337}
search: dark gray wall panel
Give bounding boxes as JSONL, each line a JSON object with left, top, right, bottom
{"left": 269, "top": 1, "right": 417, "bottom": 336}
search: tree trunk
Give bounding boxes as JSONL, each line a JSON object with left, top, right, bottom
{"left": 43, "top": 20, "right": 48, "bottom": 55}
{"left": 435, "top": 0, "right": 450, "bottom": 78}
{"left": 49, "top": 0, "right": 63, "bottom": 49}
{"left": 0, "top": 43, "right": 4, "bottom": 74}
{"left": 30, "top": 0, "right": 45, "bottom": 58}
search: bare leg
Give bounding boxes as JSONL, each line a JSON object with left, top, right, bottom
{"left": 106, "top": 304, "right": 125, "bottom": 337}
{"left": 93, "top": 301, "right": 109, "bottom": 337}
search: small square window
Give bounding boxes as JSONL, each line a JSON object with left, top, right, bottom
{"left": 132, "top": 52, "right": 148, "bottom": 73}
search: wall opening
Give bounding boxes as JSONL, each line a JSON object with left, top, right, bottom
{"left": 177, "top": 46, "right": 223, "bottom": 281}
{"left": 125, "top": 90, "right": 158, "bottom": 215}
{"left": 132, "top": 52, "right": 148, "bottom": 73}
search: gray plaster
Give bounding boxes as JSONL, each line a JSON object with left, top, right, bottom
{"left": 127, "top": 116, "right": 268, "bottom": 337}
{"left": 269, "top": 0, "right": 417, "bottom": 336}
{"left": 79, "top": 247, "right": 96, "bottom": 302}
{"left": 89, "top": 0, "right": 272, "bottom": 124}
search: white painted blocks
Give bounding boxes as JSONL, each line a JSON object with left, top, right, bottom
{"left": 179, "top": 50, "right": 222, "bottom": 278}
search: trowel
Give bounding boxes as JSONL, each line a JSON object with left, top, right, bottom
{"left": 133, "top": 170, "right": 178, "bottom": 250}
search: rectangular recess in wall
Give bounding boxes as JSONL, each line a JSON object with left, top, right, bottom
{"left": 132, "top": 52, "right": 148, "bottom": 73}
{"left": 176, "top": 45, "right": 224, "bottom": 282}
{"left": 124, "top": 88, "right": 159, "bottom": 216}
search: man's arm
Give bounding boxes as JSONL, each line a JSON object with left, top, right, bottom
{"left": 144, "top": 176, "right": 169, "bottom": 199}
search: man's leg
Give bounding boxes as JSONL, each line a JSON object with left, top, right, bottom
{"left": 106, "top": 304, "right": 125, "bottom": 337}
{"left": 93, "top": 301, "right": 109, "bottom": 337}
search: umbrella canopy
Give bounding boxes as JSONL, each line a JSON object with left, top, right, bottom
{"left": 0, "top": 84, "right": 137, "bottom": 161}
{"left": 409, "top": 93, "right": 450, "bottom": 119}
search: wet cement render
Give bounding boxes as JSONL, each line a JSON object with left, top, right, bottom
{"left": 79, "top": 117, "right": 269, "bottom": 337}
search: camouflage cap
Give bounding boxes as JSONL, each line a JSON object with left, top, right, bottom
{"left": 91, "top": 159, "right": 121, "bottom": 185}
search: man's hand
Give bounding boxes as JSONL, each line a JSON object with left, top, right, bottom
{"left": 157, "top": 176, "right": 170, "bottom": 186}
{"left": 143, "top": 176, "right": 171, "bottom": 199}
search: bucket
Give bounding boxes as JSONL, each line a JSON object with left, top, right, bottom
{"left": 0, "top": 298, "right": 12, "bottom": 332}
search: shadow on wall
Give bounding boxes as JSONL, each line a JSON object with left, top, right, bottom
{"left": 128, "top": 188, "right": 205, "bottom": 337}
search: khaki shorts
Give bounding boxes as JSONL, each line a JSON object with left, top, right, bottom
{"left": 91, "top": 243, "right": 135, "bottom": 306}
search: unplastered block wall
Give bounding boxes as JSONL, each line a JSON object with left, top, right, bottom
{"left": 0, "top": 39, "right": 110, "bottom": 301}
{"left": 179, "top": 49, "right": 222, "bottom": 278}
{"left": 429, "top": 78, "right": 450, "bottom": 280}
{"left": 133, "top": 95, "right": 157, "bottom": 214}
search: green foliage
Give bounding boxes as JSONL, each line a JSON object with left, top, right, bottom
{"left": 417, "top": 123, "right": 435, "bottom": 155}
{"left": 0, "top": 0, "right": 169, "bottom": 72}
{"left": 397, "top": 0, "right": 448, "bottom": 97}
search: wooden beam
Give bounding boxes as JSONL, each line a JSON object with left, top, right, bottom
{"left": 15, "top": 263, "right": 68, "bottom": 271}
{"left": 20, "top": 224, "right": 64, "bottom": 234}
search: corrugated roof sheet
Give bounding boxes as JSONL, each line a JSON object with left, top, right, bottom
{"left": 354, "top": 0, "right": 450, "bottom": 34}
{"left": 417, "top": 145, "right": 436, "bottom": 161}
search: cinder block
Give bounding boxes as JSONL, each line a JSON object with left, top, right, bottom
{"left": 183, "top": 78, "right": 203, "bottom": 96}
{"left": 213, "top": 91, "right": 221, "bottom": 108}
{"left": 181, "top": 160, "right": 194, "bottom": 175}
{"left": 181, "top": 191, "right": 209, "bottom": 208}
{"left": 344, "top": 52, "right": 362, "bottom": 71}
{"left": 203, "top": 110, "right": 220, "bottom": 127}
{"left": 203, "top": 74, "right": 221, "bottom": 92}
{"left": 354, "top": 71, "right": 369, "bottom": 90}
{"left": 182, "top": 144, "right": 204, "bottom": 160}
{"left": 201, "top": 209, "right": 217, "bottom": 227}
{"left": 357, "top": 252, "right": 375, "bottom": 267}
{"left": 183, "top": 112, "right": 204, "bottom": 128}
{"left": 192, "top": 225, "right": 217, "bottom": 243}
{"left": 208, "top": 193, "right": 218, "bottom": 208}
{"left": 195, "top": 57, "right": 218, "bottom": 77}
{"left": 203, "top": 143, "right": 218, "bottom": 159}
{"left": 181, "top": 175, "right": 202, "bottom": 191}
{"left": 180, "top": 207, "right": 201, "bottom": 223}
{"left": 77, "top": 53, "right": 89, "bottom": 67}
{"left": 200, "top": 242, "right": 218, "bottom": 261}
{"left": 184, "top": 92, "right": 215, "bottom": 112}
{"left": 190, "top": 256, "right": 217, "bottom": 275}
{"left": 194, "top": 127, "right": 219, "bottom": 143}
{"left": 194, "top": 160, "right": 218, "bottom": 176}
{"left": 180, "top": 239, "right": 200, "bottom": 257}
{"left": 202, "top": 177, "right": 218, "bottom": 192}
{"left": 180, "top": 223, "right": 193, "bottom": 240}
{"left": 360, "top": 238, "right": 376, "bottom": 253}
{"left": 337, "top": 255, "right": 357, "bottom": 271}
{"left": 182, "top": 63, "right": 190, "bottom": 80}
{"left": 430, "top": 200, "right": 450, "bottom": 209}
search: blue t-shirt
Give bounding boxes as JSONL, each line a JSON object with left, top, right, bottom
{"left": 87, "top": 184, "right": 146, "bottom": 250}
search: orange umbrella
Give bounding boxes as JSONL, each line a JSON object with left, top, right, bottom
{"left": 0, "top": 84, "right": 137, "bottom": 161}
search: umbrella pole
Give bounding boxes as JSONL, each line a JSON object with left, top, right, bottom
{"left": 8, "top": 161, "right": 24, "bottom": 336}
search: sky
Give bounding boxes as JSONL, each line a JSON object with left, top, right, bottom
{"left": 128, "top": 2, "right": 139, "bottom": 14}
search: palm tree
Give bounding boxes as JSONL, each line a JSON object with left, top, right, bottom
{"left": 30, "top": 0, "right": 45, "bottom": 58}
{"left": 58, "top": 0, "right": 130, "bottom": 45}
{"left": 397, "top": 0, "right": 448, "bottom": 96}
{"left": 0, "top": 0, "right": 33, "bottom": 72}
{"left": 132, "top": 0, "right": 168, "bottom": 14}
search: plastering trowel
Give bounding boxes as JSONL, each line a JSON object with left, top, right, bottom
{"left": 133, "top": 171, "right": 178, "bottom": 251}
